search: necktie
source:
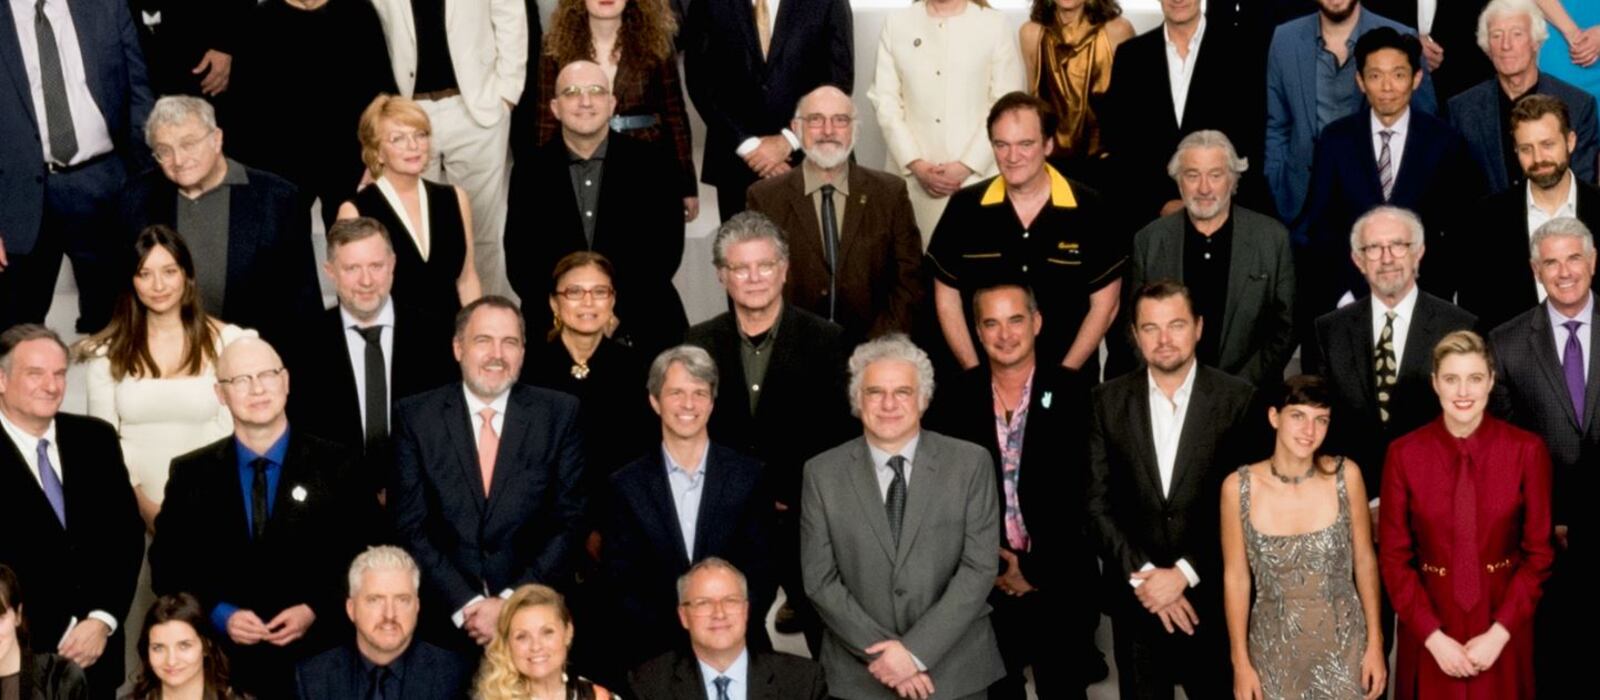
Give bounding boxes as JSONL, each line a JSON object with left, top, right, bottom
{"left": 36, "top": 439, "right": 65, "bottom": 527}
{"left": 753, "top": 0, "right": 772, "bottom": 58}
{"left": 1451, "top": 447, "right": 1481, "bottom": 611}
{"left": 34, "top": 0, "right": 77, "bottom": 164}
{"left": 1377, "top": 130, "right": 1395, "bottom": 201}
{"left": 820, "top": 184, "right": 839, "bottom": 321}
{"left": 885, "top": 455, "right": 907, "bottom": 548}
{"left": 713, "top": 676, "right": 732, "bottom": 700}
{"left": 1375, "top": 310, "right": 1398, "bottom": 423}
{"left": 1562, "top": 320, "right": 1586, "bottom": 420}
{"left": 477, "top": 408, "right": 498, "bottom": 497}
{"left": 250, "top": 457, "right": 270, "bottom": 541}
{"left": 356, "top": 325, "right": 388, "bottom": 449}
{"left": 367, "top": 665, "right": 391, "bottom": 700}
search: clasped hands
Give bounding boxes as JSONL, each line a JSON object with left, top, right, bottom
{"left": 1425, "top": 623, "right": 1510, "bottom": 679}
{"left": 57, "top": 618, "right": 111, "bottom": 670}
{"left": 1132, "top": 566, "right": 1199, "bottom": 635}
{"left": 743, "top": 135, "right": 793, "bottom": 179}
{"left": 226, "top": 604, "right": 315, "bottom": 646}
{"left": 865, "top": 639, "right": 934, "bottom": 699}
{"left": 463, "top": 596, "right": 507, "bottom": 646}
{"left": 908, "top": 160, "right": 972, "bottom": 199}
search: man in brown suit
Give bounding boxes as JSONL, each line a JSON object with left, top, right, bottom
{"left": 746, "top": 86, "right": 924, "bottom": 346}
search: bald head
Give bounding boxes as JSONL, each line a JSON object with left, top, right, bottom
{"left": 217, "top": 337, "right": 282, "bottom": 378}
{"left": 794, "top": 85, "right": 855, "bottom": 169}
{"left": 551, "top": 60, "right": 616, "bottom": 141}
{"left": 215, "top": 337, "right": 290, "bottom": 433}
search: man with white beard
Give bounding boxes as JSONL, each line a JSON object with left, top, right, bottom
{"left": 745, "top": 86, "right": 924, "bottom": 347}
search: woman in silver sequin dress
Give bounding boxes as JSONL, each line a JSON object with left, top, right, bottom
{"left": 1222, "top": 376, "right": 1387, "bottom": 699}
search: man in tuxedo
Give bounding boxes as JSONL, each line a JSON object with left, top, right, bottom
{"left": 150, "top": 336, "right": 380, "bottom": 697}
{"left": 120, "top": 95, "right": 322, "bottom": 371}
{"left": 1102, "top": 0, "right": 1269, "bottom": 225}
{"left": 605, "top": 345, "right": 775, "bottom": 674}
{"left": 922, "top": 284, "right": 1102, "bottom": 698}
{"left": 1087, "top": 280, "right": 1255, "bottom": 700}
{"left": 0, "top": 0, "right": 152, "bottom": 334}
{"left": 1488, "top": 215, "right": 1599, "bottom": 693}
{"left": 684, "top": 211, "right": 853, "bottom": 651}
{"left": 682, "top": 0, "right": 853, "bottom": 220}
{"left": 1266, "top": 0, "right": 1438, "bottom": 224}
{"left": 0, "top": 325, "right": 142, "bottom": 699}
{"left": 745, "top": 85, "right": 922, "bottom": 347}
{"left": 294, "top": 546, "right": 473, "bottom": 700}
{"left": 801, "top": 335, "right": 1004, "bottom": 700}
{"left": 1112, "top": 130, "right": 1296, "bottom": 388}
{"left": 390, "top": 296, "right": 587, "bottom": 650}
{"left": 1296, "top": 27, "right": 1483, "bottom": 322}
{"left": 1461, "top": 94, "right": 1600, "bottom": 330}
{"left": 628, "top": 559, "right": 827, "bottom": 700}
{"left": 504, "top": 59, "right": 686, "bottom": 358}
{"left": 129, "top": 0, "right": 249, "bottom": 100}
{"left": 291, "top": 217, "right": 458, "bottom": 488}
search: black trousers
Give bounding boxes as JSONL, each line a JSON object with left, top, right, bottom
{"left": 0, "top": 156, "right": 126, "bottom": 334}
{"left": 989, "top": 587, "right": 1091, "bottom": 700}
{"left": 713, "top": 169, "right": 758, "bottom": 223}
{"left": 1111, "top": 609, "right": 1231, "bottom": 700}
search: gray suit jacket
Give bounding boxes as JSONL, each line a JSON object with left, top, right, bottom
{"left": 1448, "top": 73, "right": 1599, "bottom": 194}
{"left": 1114, "top": 206, "right": 1296, "bottom": 387}
{"left": 800, "top": 431, "right": 1003, "bottom": 699}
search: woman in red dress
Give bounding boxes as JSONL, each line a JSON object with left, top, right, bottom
{"left": 1380, "top": 330, "right": 1555, "bottom": 699}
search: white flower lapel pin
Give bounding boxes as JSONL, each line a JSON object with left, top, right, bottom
{"left": 1041, "top": 391, "right": 1053, "bottom": 409}
{"left": 291, "top": 485, "right": 308, "bottom": 503}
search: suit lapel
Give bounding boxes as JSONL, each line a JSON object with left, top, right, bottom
{"left": 1180, "top": 26, "right": 1223, "bottom": 132}
{"left": 266, "top": 433, "right": 315, "bottom": 537}
{"left": 644, "top": 450, "right": 692, "bottom": 564}
{"left": 328, "top": 311, "right": 364, "bottom": 435}
{"left": 674, "top": 653, "right": 707, "bottom": 700}
{"left": 546, "top": 141, "right": 591, "bottom": 251}
{"left": 735, "top": 0, "right": 767, "bottom": 67}
{"left": 0, "top": 3, "right": 36, "bottom": 128}
{"left": 1399, "top": 296, "right": 1437, "bottom": 379}
{"left": 1389, "top": 120, "right": 1429, "bottom": 203}
{"left": 216, "top": 440, "right": 254, "bottom": 542}
{"left": 848, "top": 439, "right": 899, "bottom": 563}
{"left": 753, "top": 308, "right": 801, "bottom": 423}
{"left": 1349, "top": 303, "right": 1379, "bottom": 408}
{"left": 1294, "top": 23, "right": 1319, "bottom": 140}
{"left": 785, "top": 174, "right": 829, "bottom": 271}
{"left": 443, "top": 389, "right": 488, "bottom": 513}
{"left": 893, "top": 434, "right": 940, "bottom": 569}
{"left": 693, "top": 450, "right": 730, "bottom": 561}
{"left": 1218, "top": 215, "right": 1253, "bottom": 353}
{"left": 765, "top": 0, "right": 799, "bottom": 64}
{"left": 838, "top": 168, "right": 870, "bottom": 262}
{"left": 1584, "top": 306, "right": 1600, "bottom": 429}
{"left": 1167, "top": 369, "right": 1211, "bottom": 502}
{"left": 65, "top": 0, "right": 107, "bottom": 122}
{"left": 0, "top": 427, "right": 65, "bottom": 533}
{"left": 486, "top": 389, "right": 532, "bottom": 515}
{"left": 1129, "top": 375, "right": 1165, "bottom": 505}
{"left": 224, "top": 184, "right": 256, "bottom": 320}
{"left": 1527, "top": 306, "right": 1582, "bottom": 428}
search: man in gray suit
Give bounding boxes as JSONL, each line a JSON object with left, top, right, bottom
{"left": 800, "top": 335, "right": 1003, "bottom": 700}
{"left": 1110, "top": 130, "right": 1296, "bottom": 387}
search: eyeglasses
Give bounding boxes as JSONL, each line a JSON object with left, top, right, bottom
{"left": 1357, "top": 241, "right": 1414, "bottom": 260}
{"left": 800, "top": 113, "right": 853, "bottom": 129}
{"left": 723, "top": 261, "right": 780, "bottom": 281}
{"left": 680, "top": 595, "right": 747, "bottom": 617}
{"left": 559, "top": 84, "right": 611, "bottom": 99}
{"left": 152, "top": 129, "right": 215, "bottom": 164}
{"left": 384, "top": 130, "right": 430, "bottom": 148}
{"left": 218, "top": 367, "right": 287, "bottom": 392}
{"left": 556, "top": 285, "right": 614, "bottom": 301}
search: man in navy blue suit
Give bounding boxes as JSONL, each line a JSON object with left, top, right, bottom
{"left": 0, "top": 0, "right": 152, "bottom": 333}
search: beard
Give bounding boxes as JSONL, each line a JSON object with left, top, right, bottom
{"left": 1319, "top": 0, "right": 1356, "bottom": 23}
{"left": 1184, "top": 195, "right": 1226, "bottom": 222}
{"left": 1528, "top": 159, "right": 1571, "bottom": 190}
{"left": 805, "top": 138, "right": 853, "bottom": 170}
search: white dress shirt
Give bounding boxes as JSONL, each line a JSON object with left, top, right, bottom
{"left": 868, "top": 433, "right": 920, "bottom": 499}
{"left": 699, "top": 649, "right": 750, "bottom": 700}
{"left": 1371, "top": 108, "right": 1411, "bottom": 184}
{"left": 1418, "top": 0, "right": 1438, "bottom": 36}
{"left": 1371, "top": 284, "right": 1421, "bottom": 373}
{"left": 451, "top": 385, "right": 512, "bottom": 627}
{"left": 340, "top": 297, "right": 396, "bottom": 437}
{"left": 664, "top": 442, "right": 709, "bottom": 561}
{"left": 734, "top": 0, "right": 798, "bottom": 157}
{"left": 1527, "top": 176, "right": 1579, "bottom": 303}
{"left": 0, "top": 408, "right": 119, "bottom": 633}
{"left": 1548, "top": 291, "right": 1594, "bottom": 377}
{"left": 1165, "top": 17, "right": 1206, "bottom": 125}
{"left": 8, "top": 0, "right": 115, "bottom": 165}
{"left": 1139, "top": 363, "right": 1201, "bottom": 588}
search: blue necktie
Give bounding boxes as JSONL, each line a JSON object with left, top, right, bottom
{"left": 713, "top": 676, "right": 732, "bottom": 700}
{"left": 38, "top": 438, "right": 65, "bottom": 526}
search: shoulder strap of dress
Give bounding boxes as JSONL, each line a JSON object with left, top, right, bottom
{"left": 1236, "top": 464, "right": 1252, "bottom": 521}
{"left": 1334, "top": 455, "right": 1351, "bottom": 518}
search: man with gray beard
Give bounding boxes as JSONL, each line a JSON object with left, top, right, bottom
{"left": 745, "top": 86, "right": 923, "bottom": 347}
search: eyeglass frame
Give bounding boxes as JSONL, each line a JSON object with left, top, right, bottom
{"left": 555, "top": 285, "right": 615, "bottom": 301}
{"left": 798, "top": 113, "right": 854, "bottom": 129}
{"left": 217, "top": 367, "right": 288, "bottom": 392}
{"left": 1356, "top": 241, "right": 1415, "bottom": 260}
{"left": 558, "top": 83, "right": 612, "bottom": 99}
{"left": 152, "top": 128, "right": 217, "bottom": 164}
{"left": 722, "top": 260, "right": 783, "bottom": 282}
{"left": 679, "top": 595, "right": 749, "bottom": 617}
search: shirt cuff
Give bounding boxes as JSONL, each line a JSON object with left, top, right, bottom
{"left": 210, "top": 603, "right": 240, "bottom": 636}
{"left": 1129, "top": 561, "right": 1156, "bottom": 587}
{"left": 1175, "top": 558, "right": 1201, "bottom": 588}
{"left": 911, "top": 652, "right": 927, "bottom": 672}
{"left": 1337, "top": 290, "right": 1357, "bottom": 308}
{"left": 499, "top": 588, "right": 514, "bottom": 599}
{"left": 782, "top": 128, "right": 801, "bottom": 151}
{"left": 736, "top": 137, "right": 761, "bottom": 157}
{"left": 452, "top": 595, "right": 487, "bottom": 628}
{"left": 86, "top": 610, "right": 118, "bottom": 635}
{"left": 1369, "top": 497, "right": 1380, "bottom": 510}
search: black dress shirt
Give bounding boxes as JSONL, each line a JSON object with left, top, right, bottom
{"left": 568, "top": 139, "right": 608, "bottom": 246}
{"left": 1183, "top": 212, "right": 1233, "bottom": 366}
{"left": 359, "top": 647, "right": 405, "bottom": 699}
{"left": 410, "top": 0, "right": 457, "bottom": 93}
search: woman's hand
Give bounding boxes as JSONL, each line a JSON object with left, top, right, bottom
{"left": 1570, "top": 25, "right": 1600, "bottom": 67}
{"left": 1361, "top": 640, "right": 1388, "bottom": 699}
{"left": 1424, "top": 630, "right": 1478, "bottom": 678}
{"left": 1232, "top": 660, "right": 1264, "bottom": 700}
{"left": 1463, "top": 623, "right": 1511, "bottom": 673}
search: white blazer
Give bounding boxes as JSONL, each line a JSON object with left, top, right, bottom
{"left": 370, "top": 0, "right": 529, "bottom": 128}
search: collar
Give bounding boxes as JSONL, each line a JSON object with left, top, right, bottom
{"left": 868, "top": 432, "right": 921, "bottom": 469}
{"left": 340, "top": 295, "right": 396, "bottom": 331}
{"left": 235, "top": 428, "right": 291, "bottom": 471}
{"left": 1372, "top": 283, "right": 1421, "bottom": 319}
{"left": 698, "top": 648, "right": 750, "bottom": 691}
{"left": 663, "top": 441, "right": 710, "bottom": 478}
{"left": 802, "top": 159, "right": 851, "bottom": 197}
{"left": 1526, "top": 173, "right": 1580, "bottom": 215}
{"left": 1183, "top": 206, "right": 1234, "bottom": 241}
{"left": 219, "top": 158, "right": 250, "bottom": 186}
{"left": 1147, "top": 360, "right": 1198, "bottom": 404}
{"left": 358, "top": 640, "right": 412, "bottom": 679}
{"left": 568, "top": 136, "right": 610, "bottom": 164}
{"left": 979, "top": 164, "right": 1078, "bottom": 208}
{"left": 1370, "top": 108, "right": 1411, "bottom": 139}
{"left": 462, "top": 385, "right": 511, "bottom": 419}
{"left": 1164, "top": 16, "right": 1205, "bottom": 53}
{"left": 737, "top": 304, "right": 784, "bottom": 345}
{"left": 1547, "top": 290, "right": 1596, "bottom": 325}
{"left": 0, "top": 406, "right": 56, "bottom": 455}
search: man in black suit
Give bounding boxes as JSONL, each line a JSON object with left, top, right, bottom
{"left": 629, "top": 559, "right": 827, "bottom": 700}
{"left": 1461, "top": 93, "right": 1600, "bottom": 331}
{"left": 128, "top": 0, "right": 250, "bottom": 100}
{"left": 120, "top": 95, "right": 322, "bottom": 369}
{"left": 684, "top": 211, "right": 853, "bottom": 651}
{"left": 390, "top": 296, "right": 587, "bottom": 651}
{"left": 505, "top": 60, "right": 686, "bottom": 358}
{"left": 1296, "top": 27, "right": 1485, "bottom": 321}
{"left": 150, "top": 336, "right": 380, "bottom": 697}
{"left": 682, "top": 0, "right": 853, "bottom": 220}
{"left": 294, "top": 545, "right": 473, "bottom": 700}
{"left": 291, "top": 217, "right": 457, "bottom": 489}
{"left": 1488, "top": 215, "right": 1599, "bottom": 693}
{"left": 0, "top": 325, "right": 142, "bottom": 699}
{"left": 605, "top": 345, "right": 775, "bottom": 673}
{"left": 1087, "top": 280, "right": 1255, "bottom": 700}
{"left": 922, "top": 284, "right": 1102, "bottom": 699}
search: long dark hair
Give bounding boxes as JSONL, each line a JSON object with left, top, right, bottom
{"left": 544, "top": 0, "right": 677, "bottom": 99}
{"left": 1274, "top": 374, "right": 1341, "bottom": 475}
{"left": 1029, "top": 0, "right": 1122, "bottom": 26}
{"left": 0, "top": 565, "right": 38, "bottom": 700}
{"left": 129, "top": 594, "right": 236, "bottom": 700}
{"left": 80, "top": 225, "right": 219, "bottom": 380}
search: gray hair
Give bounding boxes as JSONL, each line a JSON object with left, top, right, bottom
{"left": 0, "top": 324, "right": 69, "bottom": 372}
{"left": 847, "top": 334, "right": 935, "bottom": 416}
{"left": 145, "top": 95, "right": 218, "bottom": 146}
{"left": 647, "top": 345, "right": 719, "bottom": 399}
{"left": 1165, "top": 130, "right": 1250, "bottom": 183}
{"left": 346, "top": 545, "right": 421, "bottom": 598}
{"left": 1477, "top": 0, "right": 1550, "bottom": 54}
{"left": 1349, "top": 206, "right": 1425, "bottom": 254}
{"left": 675, "top": 557, "right": 749, "bottom": 602}
{"left": 711, "top": 211, "right": 790, "bottom": 269}
{"left": 1529, "top": 216, "right": 1596, "bottom": 259}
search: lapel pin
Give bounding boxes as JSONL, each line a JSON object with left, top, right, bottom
{"left": 1042, "top": 391, "right": 1053, "bottom": 409}
{"left": 291, "top": 485, "right": 307, "bottom": 503}
{"left": 859, "top": 194, "right": 867, "bottom": 205}
{"left": 913, "top": 38, "right": 922, "bottom": 47}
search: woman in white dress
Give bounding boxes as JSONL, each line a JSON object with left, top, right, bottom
{"left": 77, "top": 224, "right": 255, "bottom": 678}
{"left": 868, "top": 0, "right": 1025, "bottom": 242}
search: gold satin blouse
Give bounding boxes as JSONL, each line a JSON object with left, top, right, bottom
{"left": 1033, "top": 20, "right": 1114, "bottom": 160}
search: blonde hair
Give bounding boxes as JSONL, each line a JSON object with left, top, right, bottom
{"left": 357, "top": 94, "right": 431, "bottom": 178}
{"left": 1432, "top": 330, "right": 1495, "bottom": 375}
{"left": 474, "top": 585, "right": 572, "bottom": 700}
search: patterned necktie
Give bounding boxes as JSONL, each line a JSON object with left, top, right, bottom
{"left": 1377, "top": 130, "right": 1395, "bottom": 201}
{"left": 1452, "top": 447, "right": 1481, "bottom": 611}
{"left": 713, "top": 676, "right": 732, "bottom": 700}
{"left": 820, "top": 184, "right": 839, "bottom": 321}
{"left": 477, "top": 408, "right": 498, "bottom": 497}
{"left": 34, "top": 0, "right": 78, "bottom": 164}
{"left": 1562, "top": 320, "right": 1586, "bottom": 420}
{"left": 250, "top": 457, "right": 270, "bottom": 541}
{"left": 1375, "top": 310, "right": 1398, "bottom": 423}
{"left": 885, "top": 455, "right": 907, "bottom": 548}
{"left": 36, "top": 438, "right": 65, "bottom": 527}
{"left": 356, "top": 326, "right": 388, "bottom": 449}
{"left": 753, "top": 0, "right": 772, "bottom": 58}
